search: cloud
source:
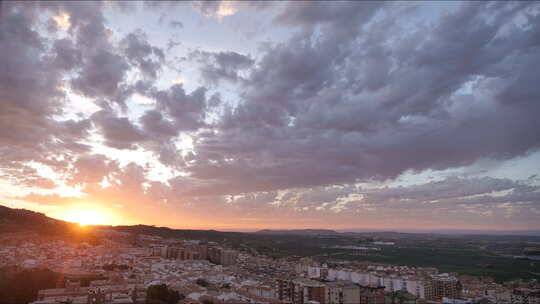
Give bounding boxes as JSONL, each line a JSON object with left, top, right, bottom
{"left": 150, "top": 84, "right": 215, "bottom": 131}
{"left": 91, "top": 110, "right": 147, "bottom": 150}
{"left": 190, "top": 50, "right": 254, "bottom": 85}
{"left": 0, "top": 2, "right": 92, "bottom": 169}
{"left": 193, "top": 1, "right": 239, "bottom": 20}
{"left": 52, "top": 38, "right": 83, "bottom": 70}
{"left": 120, "top": 30, "right": 165, "bottom": 80}
{"left": 69, "top": 154, "right": 120, "bottom": 185}
{"left": 192, "top": 1, "right": 274, "bottom": 20}
{"left": 365, "top": 177, "right": 536, "bottom": 203}
{"left": 52, "top": 12, "right": 71, "bottom": 31}
{"left": 71, "top": 49, "right": 130, "bottom": 101}
{"left": 169, "top": 20, "right": 184, "bottom": 29}
{"left": 184, "top": 2, "right": 540, "bottom": 196}
{"left": 1, "top": 1, "right": 540, "bottom": 229}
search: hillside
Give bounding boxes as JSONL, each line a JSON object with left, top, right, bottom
{"left": 112, "top": 224, "right": 245, "bottom": 242}
{"left": 0, "top": 204, "right": 70, "bottom": 233}
{"left": 0, "top": 204, "right": 98, "bottom": 243}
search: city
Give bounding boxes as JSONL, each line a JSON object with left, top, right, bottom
{"left": 0, "top": 205, "right": 539, "bottom": 304}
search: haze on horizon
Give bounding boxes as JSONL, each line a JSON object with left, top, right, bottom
{"left": 1, "top": 1, "right": 539, "bottom": 231}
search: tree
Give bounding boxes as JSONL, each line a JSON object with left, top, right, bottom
{"left": 196, "top": 278, "right": 209, "bottom": 287}
{"left": 146, "top": 284, "right": 181, "bottom": 304}
{"left": 0, "top": 267, "right": 61, "bottom": 304}
{"left": 220, "top": 283, "right": 231, "bottom": 289}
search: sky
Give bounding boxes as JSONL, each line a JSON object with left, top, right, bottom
{"left": 1, "top": 1, "right": 540, "bottom": 231}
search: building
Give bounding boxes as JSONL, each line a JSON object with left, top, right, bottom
{"left": 405, "top": 277, "right": 426, "bottom": 299}
{"left": 359, "top": 285, "right": 385, "bottom": 304}
{"left": 32, "top": 283, "right": 146, "bottom": 304}
{"left": 293, "top": 278, "right": 327, "bottom": 304}
{"left": 276, "top": 278, "right": 295, "bottom": 303}
{"left": 148, "top": 245, "right": 166, "bottom": 257}
{"left": 511, "top": 289, "right": 540, "bottom": 304}
{"left": 425, "top": 274, "right": 463, "bottom": 301}
{"left": 208, "top": 247, "right": 238, "bottom": 266}
{"left": 326, "top": 281, "right": 361, "bottom": 304}
{"left": 243, "top": 284, "right": 277, "bottom": 300}
{"left": 220, "top": 249, "right": 238, "bottom": 266}
{"left": 276, "top": 278, "right": 327, "bottom": 304}
{"left": 87, "top": 288, "right": 107, "bottom": 304}
{"left": 198, "top": 244, "right": 209, "bottom": 260}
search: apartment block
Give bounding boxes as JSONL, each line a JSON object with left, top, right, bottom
{"left": 425, "top": 274, "right": 463, "bottom": 301}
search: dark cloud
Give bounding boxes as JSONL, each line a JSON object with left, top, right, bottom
{"left": 169, "top": 20, "right": 184, "bottom": 29}
{"left": 220, "top": 176, "right": 539, "bottom": 220}
{"left": 139, "top": 109, "right": 184, "bottom": 167}
{"left": 120, "top": 30, "right": 165, "bottom": 80}
{"left": 38, "top": 1, "right": 110, "bottom": 48}
{"left": 366, "top": 177, "right": 532, "bottom": 203}
{"left": 151, "top": 84, "right": 214, "bottom": 131}
{"left": 0, "top": 2, "right": 93, "bottom": 170}
{"left": 52, "top": 38, "right": 83, "bottom": 70}
{"left": 140, "top": 110, "right": 178, "bottom": 138}
{"left": 184, "top": 2, "right": 540, "bottom": 195}
{"left": 91, "top": 110, "right": 147, "bottom": 150}
{"left": 275, "top": 1, "right": 383, "bottom": 30}
{"left": 41, "top": 2, "right": 146, "bottom": 107}
{"left": 191, "top": 50, "right": 254, "bottom": 85}
{"left": 71, "top": 49, "right": 130, "bottom": 101}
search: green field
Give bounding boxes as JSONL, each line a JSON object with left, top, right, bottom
{"left": 234, "top": 237, "right": 540, "bottom": 283}
{"left": 112, "top": 225, "right": 540, "bottom": 283}
{"left": 340, "top": 246, "right": 540, "bottom": 282}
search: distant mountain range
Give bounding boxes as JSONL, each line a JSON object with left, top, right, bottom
{"left": 255, "top": 229, "right": 341, "bottom": 236}
{"left": 255, "top": 228, "right": 540, "bottom": 237}
{"left": 339, "top": 229, "right": 540, "bottom": 236}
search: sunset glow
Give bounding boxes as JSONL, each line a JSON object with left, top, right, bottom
{"left": 54, "top": 207, "right": 114, "bottom": 226}
{"left": 0, "top": 1, "right": 539, "bottom": 232}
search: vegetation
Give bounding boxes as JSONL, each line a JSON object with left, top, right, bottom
{"left": 0, "top": 267, "right": 61, "bottom": 304}
{"left": 78, "top": 274, "right": 108, "bottom": 287}
{"left": 220, "top": 283, "right": 231, "bottom": 289}
{"left": 386, "top": 291, "right": 417, "bottom": 304}
{"left": 339, "top": 246, "right": 540, "bottom": 283}
{"left": 196, "top": 278, "right": 210, "bottom": 287}
{"left": 146, "top": 284, "right": 182, "bottom": 304}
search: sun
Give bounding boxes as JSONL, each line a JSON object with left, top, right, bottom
{"left": 49, "top": 203, "right": 121, "bottom": 227}
{"left": 59, "top": 208, "right": 110, "bottom": 226}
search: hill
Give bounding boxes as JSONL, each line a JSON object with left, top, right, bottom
{"left": 0, "top": 204, "right": 99, "bottom": 244}
{"left": 112, "top": 224, "right": 245, "bottom": 242}
{"left": 0, "top": 204, "right": 70, "bottom": 233}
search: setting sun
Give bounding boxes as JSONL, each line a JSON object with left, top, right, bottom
{"left": 53, "top": 206, "right": 115, "bottom": 226}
